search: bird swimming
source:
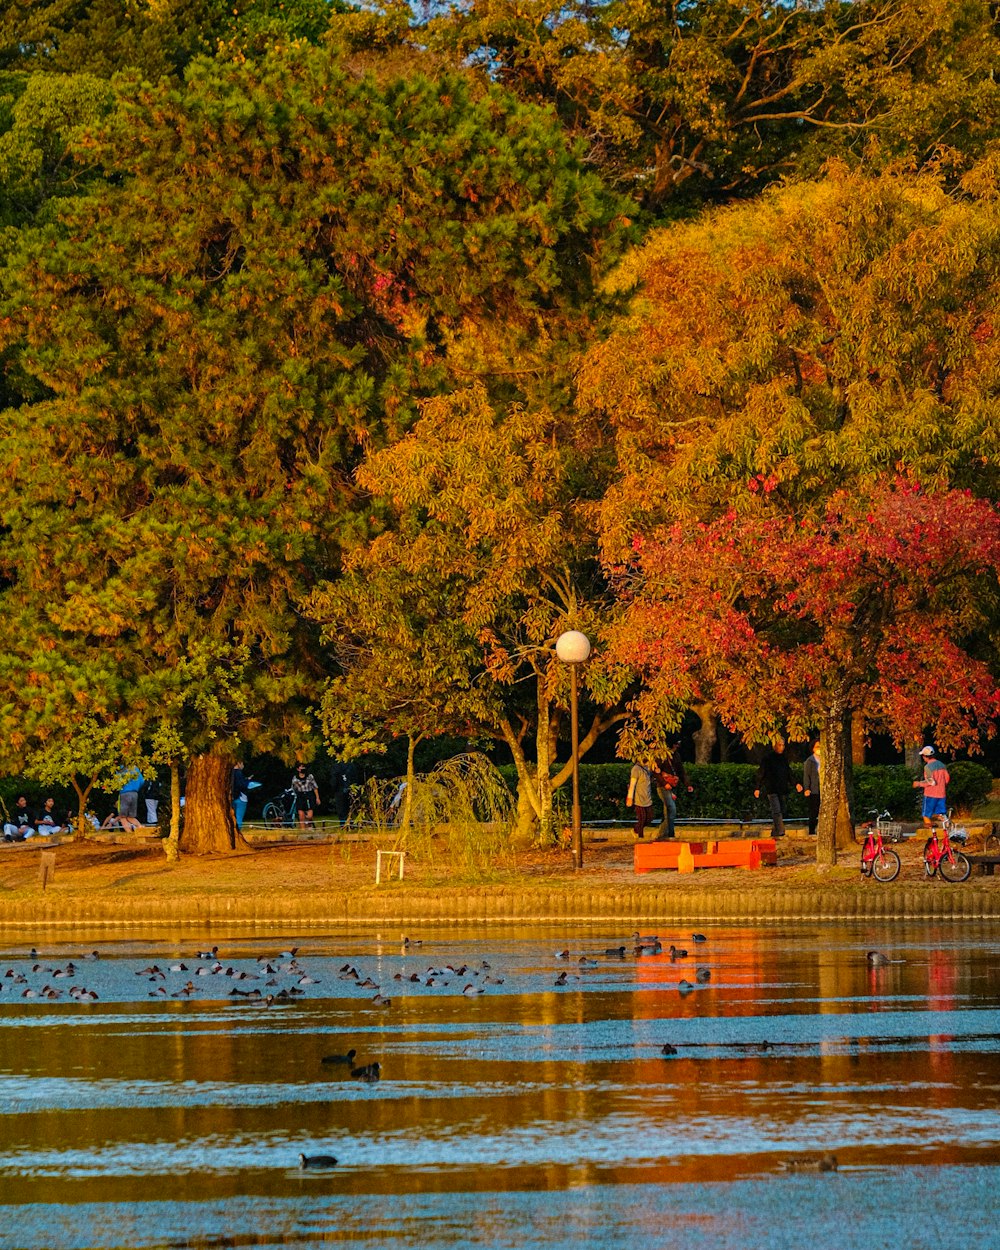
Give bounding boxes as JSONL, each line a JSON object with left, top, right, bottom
{"left": 299, "top": 1153, "right": 338, "bottom": 1169}
{"left": 321, "top": 1049, "right": 357, "bottom": 1065}
{"left": 779, "top": 1153, "right": 838, "bottom": 1173}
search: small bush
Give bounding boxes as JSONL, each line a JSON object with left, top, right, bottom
{"left": 945, "top": 761, "right": 993, "bottom": 813}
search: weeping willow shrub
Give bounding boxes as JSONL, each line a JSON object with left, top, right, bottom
{"left": 353, "top": 753, "right": 515, "bottom": 875}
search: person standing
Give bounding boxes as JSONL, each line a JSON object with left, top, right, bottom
{"left": 654, "top": 742, "right": 694, "bottom": 840}
{"left": 141, "top": 774, "right": 161, "bottom": 826}
{"left": 329, "top": 759, "right": 353, "bottom": 823}
{"left": 802, "top": 740, "right": 821, "bottom": 837}
{"left": 913, "top": 745, "right": 949, "bottom": 829}
{"left": 291, "top": 763, "right": 320, "bottom": 829}
{"left": 626, "top": 761, "right": 655, "bottom": 839}
{"left": 232, "top": 761, "right": 249, "bottom": 831}
{"left": 117, "top": 768, "right": 144, "bottom": 822}
{"left": 753, "top": 738, "right": 799, "bottom": 839}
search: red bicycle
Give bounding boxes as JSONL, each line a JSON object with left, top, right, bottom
{"left": 859, "top": 809, "right": 901, "bottom": 882}
{"left": 923, "top": 811, "right": 971, "bottom": 883}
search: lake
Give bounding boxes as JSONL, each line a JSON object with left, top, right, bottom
{"left": 2, "top": 922, "right": 999, "bottom": 1249}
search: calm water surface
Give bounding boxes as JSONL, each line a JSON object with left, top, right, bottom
{"left": 1, "top": 922, "right": 999, "bottom": 1249}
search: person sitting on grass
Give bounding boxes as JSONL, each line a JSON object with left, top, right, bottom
{"left": 3, "top": 795, "right": 36, "bottom": 841}
{"left": 100, "top": 810, "right": 145, "bottom": 832}
{"left": 36, "top": 797, "right": 65, "bottom": 836}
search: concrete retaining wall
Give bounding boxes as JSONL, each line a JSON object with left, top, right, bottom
{"left": 1, "top": 886, "right": 999, "bottom": 928}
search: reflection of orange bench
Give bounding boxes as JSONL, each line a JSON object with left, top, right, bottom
{"left": 634, "top": 838, "right": 777, "bottom": 874}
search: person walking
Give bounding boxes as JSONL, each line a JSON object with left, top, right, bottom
{"left": 626, "top": 761, "right": 655, "bottom": 839}
{"left": 802, "top": 739, "right": 821, "bottom": 837}
{"left": 913, "top": 745, "right": 949, "bottom": 829}
{"left": 653, "top": 742, "right": 693, "bottom": 840}
{"left": 753, "top": 738, "right": 800, "bottom": 839}
{"left": 291, "top": 763, "right": 320, "bottom": 829}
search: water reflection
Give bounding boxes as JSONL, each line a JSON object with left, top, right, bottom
{"left": 0, "top": 923, "right": 998, "bottom": 1248}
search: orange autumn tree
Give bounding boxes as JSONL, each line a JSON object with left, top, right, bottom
{"left": 609, "top": 486, "right": 1000, "bottom": 865}
{"left": 581, "top": 166, "right": 1000, "bottom": 855}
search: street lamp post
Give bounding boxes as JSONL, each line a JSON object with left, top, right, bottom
{"left": 556, "top": 629, "right": 592, "bottom": 870}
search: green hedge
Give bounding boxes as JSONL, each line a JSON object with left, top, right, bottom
{"left": 499, "top": 760, "right": 995, "bottom": 822}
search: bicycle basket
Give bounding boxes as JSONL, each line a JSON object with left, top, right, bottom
{"left": 881, "top": 822, "right": 904, "bottom": 843}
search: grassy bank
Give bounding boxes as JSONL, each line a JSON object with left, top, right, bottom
{"left": 1, "top": 829, "right": 998, "bottom": 929}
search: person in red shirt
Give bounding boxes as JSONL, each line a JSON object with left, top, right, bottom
{"left": 913, "top": 745, "right": 949, "bottom": 829}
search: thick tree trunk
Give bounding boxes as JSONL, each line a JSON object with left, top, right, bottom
{"left": 817, "top": 707, "right": 856, "bottom": 867}
{"left": 904, "top": 741, "right": 922, "bottom": 770}
{"left": 498, "top": 718, "right": 542, "bottom": 844}
{"left": 851, "top": 715, "right": 866, "bottom": 766}
{"left": 163, "top": 759, "right": 182, "bottom": 863}
{"left": 179, "top": 752, "right": 249, "bottom": 855}
{"left": 692, "top": 701, "right": 718, "bottom": 764}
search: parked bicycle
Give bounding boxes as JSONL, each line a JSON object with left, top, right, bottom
{"left": 923, "top": 810, "right": 971, "bottom": 882}
{"left": 859, "top": 809, "right": 901, "bottom": 882}
{"left": 262, "top": 787, "right": 297, "bottom": 828}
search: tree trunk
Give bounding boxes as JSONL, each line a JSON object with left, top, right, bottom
{"left": 904, "top": 741, "right": 922, "bottom": 771}
{"left": 817, "top": 707, "right": 855, "bottom": 867}
{"left": 498, "top": 718, "right": 542, "bottom": 844}
{"left": 535, "top": 673, "right": 555, "bottom": 846}
{"left": 163, "top": 759, "right": 182, "bottom": 863}
{"left": 401, "top": 734, "right": 418, "bottom": 834}
{"left": 179, "top": 752, "right": 248, "bottom": 855}
{"left": 718, "top": 721, "right": 730, "bottom": 762}
{"left": 70, "top": 774, "right": 95, "bottom": 841}
{"left": 692, "top": 701, "right": 718, "bottom": 764}
{"left": 851, "top": 715, "right": 866, "bottom": 765}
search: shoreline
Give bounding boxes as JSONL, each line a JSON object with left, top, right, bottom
{"left": 2, "top": 885, "right": 999, "bottom": 928}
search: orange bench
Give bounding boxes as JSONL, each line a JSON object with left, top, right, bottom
{"left": 634, "top": 838, "right": 777, "bottom": 874}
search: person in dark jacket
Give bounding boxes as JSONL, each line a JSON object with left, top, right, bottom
{"left": 753, "top": 738, "right": 801, "bottom": 839}
{"left": 653, "top": 742, "right": 694, "bottom": 840}
{"left": 802, "top": 740, "right": 821, "bottom": 837}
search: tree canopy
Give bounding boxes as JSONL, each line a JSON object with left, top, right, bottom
{"left": 0, "top": 41, "right": 624, "bottom": 850}
{"left": 426, "top": 0, "right": 1000, "bottom": 213}
{"left": 608, "top": 485, "right": 1000, "bottom": 861}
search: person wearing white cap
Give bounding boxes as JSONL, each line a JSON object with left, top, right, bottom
{"left": 913, "top": 746, "right": 950, "bottom": 829}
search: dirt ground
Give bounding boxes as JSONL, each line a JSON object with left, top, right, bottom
{"left": 1, "top": 826, "right": 996, "bottom": 903}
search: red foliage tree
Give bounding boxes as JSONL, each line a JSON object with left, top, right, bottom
{"left": 607, "top": 484, "right": 1000, "bottom": 865}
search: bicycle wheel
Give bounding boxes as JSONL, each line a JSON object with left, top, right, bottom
{"left": 871, "top": 849, "right": 901, "bottom": 882}
{"left": 923, "top": 838, "right": 936, "bottom": 877}
{"left": 262, "top": 802, "right": 281, "bottom": 829}
{"left": 937, "top": 851, "right": 971, "bottom": 883}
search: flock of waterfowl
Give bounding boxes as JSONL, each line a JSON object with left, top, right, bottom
{"left": 4, "top": 932, "right": 885, "bottom": 1174}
